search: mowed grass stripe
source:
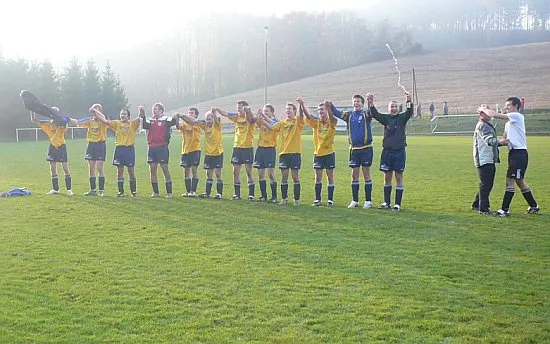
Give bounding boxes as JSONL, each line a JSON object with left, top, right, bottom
{"left": 0, "top": 136, "right": 549, "bottom": 343}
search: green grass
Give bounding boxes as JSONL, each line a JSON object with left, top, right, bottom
{"left": 1, "top": 135, "right": 549, "bottom": 343}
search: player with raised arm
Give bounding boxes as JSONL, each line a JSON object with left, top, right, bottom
{"left": 253, "top": 104, "right": 279, "bottom": 202}
{"left": 139, "top": 103, "right": 177, "bottom": 198}
{"left": 176, "top": 108, "right": 202, "bottom": 197}
{"left": 30, "top": 109, "right": 73, "bottom": 196}
{"left": 259, "top": 102, "right": 306, "bottom": 205}
{"left": 216, "top": 101, "right": 256, "bottom": 200}
{"left": 178, "top": 108, "right": 225, "bottom": 198}
{"left": 297, "top": 97, "right": 337, "bottom": 207}
{"left": 329, "top": 95, "right": 374, "bottom": 209}
{"left": 482, "top": 97, "right": 540, "bottom": 216}
{"left": 92, "top": 107, "right": 141, "bottom": 197}
{"left": 73, "top": 104, "right": 109, "bottom": 196}
{"left": 367, "top": 92, "right": 414, "bottom": 211}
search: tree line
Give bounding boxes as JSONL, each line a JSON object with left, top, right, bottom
{"left": 114, "top": 2, "right": 548, "bottom": 111}
{"left": 0, "top": 58, "right": 127, "bottom": 140}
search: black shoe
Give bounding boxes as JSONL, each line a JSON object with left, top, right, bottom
{"left": 526, "top": 206, "right": 540, "bottom": 214}
{"left": 199, "top": 193, "right": 210, "bottom": 198}
{"left": 479, "top": 210, "right": 493, "bottom": 215}
{"left": 495, "top": 209, "right": 510, "bottom": 217}
{"left": 258, "top": 197, "right": 267, "bottom": 202}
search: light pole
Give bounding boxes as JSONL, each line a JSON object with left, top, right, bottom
{"left": 264, "top": 25, "right": 268, "bottom": 105}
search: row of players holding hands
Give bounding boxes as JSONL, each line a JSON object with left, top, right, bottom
{"left": 32, "top": 92, "right": 414, "bottom": 210}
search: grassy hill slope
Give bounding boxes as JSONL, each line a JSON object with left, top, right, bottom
{"left": 175, "top": 42, "right": 550, "bottom": 116}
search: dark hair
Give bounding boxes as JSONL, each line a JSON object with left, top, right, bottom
{"left": 264, "top": 104, "right": 274, "bottom": 113}
{"left": 189, "top": 107, "right": 199, "bottom": 116}
{"left": 237, "top": 100, "right": 249, "bottom": 107}
{"left": 122, "top": 107, "right": 131, "bottom": 116}
{"left": 506, "top": 97, "right": 521, "bottom": 111}
{"left": 353, "top": 94, "right": 365, "bottom": 105}
{"left": 153, "top": 102, "right": 165, "bottom": 112}
{"left": 286, "top": 102, "right": 297, "bottom": 111}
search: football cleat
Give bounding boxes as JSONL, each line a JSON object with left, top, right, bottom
{"left": 84, "top": 190, "right": 97, "bottom": 196}
{"left": 312, "top": 200, "right": 321, "bottom": 207}
{"left": 392, "top": 204, "right": 401, "bottom": 211}
{"left": 326, "top": 200, "right": 334, "bottom": 207}
{"left": 363, "top": 201, "right": 372, "bottom": 209}
{"left": 495, "top": 209, "right": 510, "bottom": 217}
{"left": 526, "top": 206, "right": 540, "bottom": 214}
{"left": 46, "top": 189, "right": 60, "bottom": 195}
{"left": 347, "top": 200, "right": 359, "bottom": 208}
{"left": 378, "top": 202, "right": 391, "bottom": 210}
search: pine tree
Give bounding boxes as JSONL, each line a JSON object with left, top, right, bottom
{"left": 60, "top": 57, "right": 85, "bottom": 117}
{"left": 83, "top": 59, "right": 102, "bottom": 112}
{"left": 101, "top": 62, "right": 127, "bottom": 118}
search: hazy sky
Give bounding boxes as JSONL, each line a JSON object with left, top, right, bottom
{"left": 0, "top": 0, "right": 369, "bottom": 64}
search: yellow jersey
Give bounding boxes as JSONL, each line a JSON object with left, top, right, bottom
{"left": 78, "top": 118, "right": 108, "bottom": 142}
{"left": 109, "top": 119, "right": 140, "bottom": 146}
{"left": 274, "top": 117, "right": 306, "bottom": 155}
{"left": 39, "top": 122, "right": 67, "bottom": 148}
{"left": 257, "top": 121, "right": 278, "bottom": 148}
{"left": 228, "top": 115, "right": 255, "bottom": 148}
{"left": 199, "top": 121, "right": 223, "bottom": 156}
{"left": 179, "top": 122, "right": 201, "bottom": 154}
{"left": 308, "top": 117, "right": 337, "bottom": 156}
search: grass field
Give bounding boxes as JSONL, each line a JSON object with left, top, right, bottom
{"left": 1, "top": 134, "right": 549, "bottom": 343}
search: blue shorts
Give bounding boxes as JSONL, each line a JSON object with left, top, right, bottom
{"left": 348, "top": 147, "right": 373, "bottom": 168}
{"left": 379, "top": 148, "right": 406, "bottom": 173}
{"left": 507, "top": 149, "right": 528, "bottom": 180}
{"left": 313, "top": 152, "right": 335, "bottom": 170}
{"left": 204, "top": 153, "right": 223, "bottom": 169}
{"left": 47, "top": 144, "right": 68, "bottom": 163}
{"left": 85, "top": 141, "right": 106, "bottom": 161}
{"left": 147, "top": 145, "right": 170, "bottom": 164}
{"left": 113, "top": 146, "right": 135, "bottom": 167}
{"left": 279, "top": 153, "right": 301, "bottom": 170}
{"left": 253, "top": 147, "right": 276, "bottom": 169}
{"left": 180, "top": 150, "right": 201, "bottom": 167}
{"left": 231, "top": 147, "right": 253, "bottom": 165}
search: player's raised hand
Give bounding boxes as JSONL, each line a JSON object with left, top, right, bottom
{"left": 296, "top": 96, "right": 304, "bottom": 105}
{"left": 138, "top": 106, "right": 146, "bottom": 118}
{"left": 366, "top": 93, "right": 374, "bottom": 106}
{"left": 405, "top": 92, "right": 411, "bottom": 102}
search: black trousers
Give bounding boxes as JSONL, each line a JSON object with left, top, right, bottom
{"left": 472, "top": 164, "right": 496, "bottom": 212}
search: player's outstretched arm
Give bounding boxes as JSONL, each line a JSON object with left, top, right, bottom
{"left": 296, "top": 97, "right": 312, "bottom": 119}
{"left": 91, "top": 108, "right": 109, "bottom": 124}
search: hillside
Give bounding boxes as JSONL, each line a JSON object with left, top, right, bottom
{"left": 173, "top": 42, "right": 550, "bottom": 117}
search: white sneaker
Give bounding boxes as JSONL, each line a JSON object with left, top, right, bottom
{"left": 279, "top": 198, "right": 288, "bottom": 205}
{"left": 293, "top": 199, "right": 301, "bottom": 206}
{"left": 46, "top": 189, "right": 60, "bottom": 195}
{"left": 347, "top": 200, "right": 359, "bottom": 208}
{"left": 363, "top": 201, "right": 372, "bottom": 209}
{"left": 188, "top": 192, "right": 197, "bottom": 197}
{"left": 98, "top": 190, "right": 105, "bottom": 197}
{"left": 67, "top": 190, "right": 73, "bottom": 196}
{"left": 151, "top": 193, "right": 160, "bottom": 198}
{"left": 392, "top": 204, "right": 401, "bottom": 211}
{"left": 166, "top": 193, "right": 174, "bottom": 199}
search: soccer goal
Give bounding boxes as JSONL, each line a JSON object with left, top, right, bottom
{"left": 430, "top": 114, "right": 487, "bottom": 135}
{"left": 15, "top": 127, "right": 87, "bottom": 142}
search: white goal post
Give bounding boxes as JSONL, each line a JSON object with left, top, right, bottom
{"left": 15, "top": 127, "right": 87, "bottom": 143}
{"left": 430, "top": 114, "right": 494, "bottom": 135}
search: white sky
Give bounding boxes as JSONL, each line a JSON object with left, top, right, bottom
{"left": 0, "top": 0, "right": 369, "bottom": 64}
